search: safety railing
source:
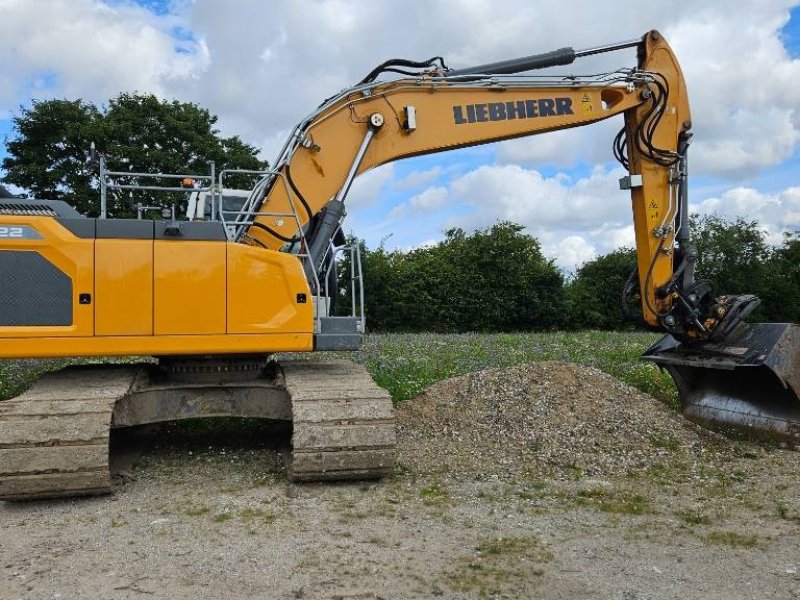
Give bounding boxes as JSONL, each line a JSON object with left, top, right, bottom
{"left": 97, "top": 154, "right": 216, "bottom": 219}
{"left": 320, "top": 237, "right": 365, "bottom": 333}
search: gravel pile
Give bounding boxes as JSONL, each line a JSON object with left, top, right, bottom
{"left": 397, "top": 361, "right": 729, "bottom": 480}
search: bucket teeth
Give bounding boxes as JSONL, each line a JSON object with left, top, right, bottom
{"left": 643, "top": 323, "right": 800, "bottom": 445}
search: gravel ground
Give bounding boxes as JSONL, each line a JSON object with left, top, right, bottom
{"left": 2, "top": 361, "right": 800, "bottom": 600}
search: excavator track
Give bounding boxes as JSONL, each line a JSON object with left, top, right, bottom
{"left": 282, "top": 360, "right": 396, "bottom": 481}
{"left": 0, "top": 366, "right": 138, "bottom": 501}
{"left": 0, "top": 359, "right": 395, "bottom": 500}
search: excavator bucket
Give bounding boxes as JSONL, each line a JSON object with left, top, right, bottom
{"left": 643, "top": 323, "right": 800, "bottom": 446}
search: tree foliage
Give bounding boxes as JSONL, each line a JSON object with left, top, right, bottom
{"left": 690, "top": 214, "right": 771, "bottom": 298}
{"left": 2, "top": 94, "right": 267, "bottom": 216}
{"left": 567, "top": 248, "right": 639, "bottom": 330}
{"left": 761, "top": 233, "right": 800, "bottom": 323}
{"left": 343, "top": 222, "right": 567, "bottom": 332}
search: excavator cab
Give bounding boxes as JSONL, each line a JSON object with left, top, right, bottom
{"left": 644, "top": 323, "right": 800, "bottom": 445}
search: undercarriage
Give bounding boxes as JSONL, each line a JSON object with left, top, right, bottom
{"left": 0, "top": 359, "right": 395, "bottom": 501}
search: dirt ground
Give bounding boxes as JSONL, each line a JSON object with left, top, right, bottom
{"left": 2, "top": 362, "right": 799, "bottom": 600}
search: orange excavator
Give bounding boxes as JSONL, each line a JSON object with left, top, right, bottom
{"left": 0, "top": 30, "right": 797, "bottom": 500}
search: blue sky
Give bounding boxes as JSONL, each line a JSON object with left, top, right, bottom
{"left": 2, "top": 0, "right": 799, "bottom": 268}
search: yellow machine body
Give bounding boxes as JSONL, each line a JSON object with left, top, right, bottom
{"left": 0, "top": 214, "right": 313, "bottom": 358}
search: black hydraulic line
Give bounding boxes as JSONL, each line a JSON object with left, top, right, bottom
{"left": 359, "top": 57, "right": 447, "bottom": 85}
{"left": 286, "top": 164, "right": 314, "bottom": 222}
{"left": 358, "top": 37, "right": 642, "bottom": 84}
{"left": 613, "top": 127, "right": 629, "bottom": 170}
{"left": 643, "top": 235, "right": 671, "bottom": 319}
{"left": 675, "top": 141, "right": 691, "bottom": 249}
{"left": 621, "top": 267, "right": 642, "bottom": 322}
{"left": 574, "top": 37, "right": 642, "bottom": 58}
{"left": 249, "top": 220, "right": 300, "bottom": 245}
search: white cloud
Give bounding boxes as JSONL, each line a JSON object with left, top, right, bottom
{"left": 162, "top": 0, "right": 800, "bottom": 177}
{"left": 430, "top": 163, "right": 634, "bottom": 267}
{"left": 343, "top": 163, "right": 394, "bottom": 209}
{"left": 0, "top": 0, "right": 209, "bottom": 109}
{"left": 544, "top": 235, "right": 597, "bottom": 271}
{"left": 401, "top": 164, "right": 800, "bottom": 269}
{"left": 390, "top": 185, "right": 449, "bottom": 218}
{"left": 2, "top": 1, "right": 798, "bottom": 171}
{"left": 447, "top": 164, "right": 629, "bottom": 232}
{"left": 394, "top": 166, "right": 443, "bottom": 190}
{"left": 667, "top": 10, "right": 800, "bottom": 176}
{"left": 693, "top": 185, "right": 800, "bottom": 244}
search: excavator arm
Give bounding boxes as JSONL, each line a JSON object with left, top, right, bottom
{"left": 238, "top": 30, "right": 752, "bottom": 344}
{"left": 232, "top": 30, "right": 800, "bottom": 445}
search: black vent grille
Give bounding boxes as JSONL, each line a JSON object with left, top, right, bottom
{"left": 0, "top": 203, "right": 58, "bottom": 216}
{"left": 0, "top": 199, "right": 82, "bottom": 218}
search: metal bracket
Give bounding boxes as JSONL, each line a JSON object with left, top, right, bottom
{"left": 619, "top": 174, "right": 643, "bottom": 190}
{"left": 404, "top": 106, "right": 417, "bottom": 132}
{"left": 653, "top": 224, "right": 674, "bottom": 238}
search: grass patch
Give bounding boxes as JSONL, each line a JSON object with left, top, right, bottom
{"left": 576, "top": 488, "right": 651, "bottom": 516}
{"left": 239, "top": 507, "right": 276, "bottom": 525}
{"left": 704, "top": 530, "right": 760, "bottom": 548}
{"left": 599, "top": 493, "right": 650, "bottom": 515}
{"left": 476, "top": 537, "right": 541, "bottom": 556}
{"left": 649, "top": 433, "right": 681, "bottom": 452}
{"left": 676, "top": 508, "right": 712, "bottom": 526}
{"left": 183, "top": 505, "right": 211, "bottom": 517}
{"left": 445, "top": 535, "right": 553, "bottom": 597}
{"left": 213, "top": 512, "right": 234, "bottom": 523}
{"left": 110, "top": 517, "right": 128, "bottom": 528}
{"left": 419, "top": 483, "right": 450, "bottom": 506}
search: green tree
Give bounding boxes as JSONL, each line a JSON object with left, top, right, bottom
{"left": 567, "top": 247, "right": 639, "bottom": 330}
{"left": 690, "top": 214, "right": 771, "bottom": 297}
{"left": 1, "top": 99, "right": 99, "bottom": 207}
{"left": 759, "top": 232, "right": 800, "bottom": 323}
{"left": 346, "top": 222, "right": 567, "bottom": 332}
{"left": 432, "top": 223, "right": 567, "bottom": 331}
{"left": 688, "top": 214, "right": 774, "bottom": 321}
{"left": 2, "top": 94, "right": 267, "bottom": 216}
